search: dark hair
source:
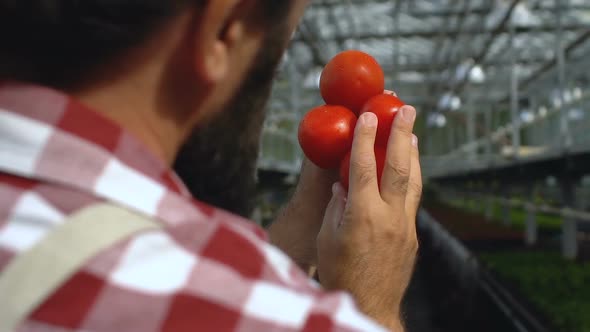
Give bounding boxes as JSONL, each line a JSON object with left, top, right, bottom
{"left": 0, "top": 0, "right": 292, "bottom": 87}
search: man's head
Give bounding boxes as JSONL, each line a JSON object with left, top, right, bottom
{"left": 0, "top": 0, "right": 308, "bottom": 215}
{"left": 174, "top": 21, "right": 288, "bottom": 217}
{"left": 0, "top": 1, "right": 301, "bottom": 86}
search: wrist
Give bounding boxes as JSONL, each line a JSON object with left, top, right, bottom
{"left": 353, "top": 298, "right": 404, "bottom": 331}
{"left": 387, "top": 318, "right": 405, "bottom": 332}
{"left": 367, "top": 308, "right": 404, "bottom": 332}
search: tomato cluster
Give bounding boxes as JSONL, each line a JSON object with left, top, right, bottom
{"left": 298, "top": 50, "right": 406, "bottom": 190}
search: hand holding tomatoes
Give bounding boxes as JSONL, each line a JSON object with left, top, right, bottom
{"left": 296, "top": 49, "right": 423, "bottom": 329}
{"left": 318, "top": 109, "right": 422, "bottom": 330}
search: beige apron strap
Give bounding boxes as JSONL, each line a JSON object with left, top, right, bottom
{"left": 0, "top": 204, "right": 161, "bottom": 332}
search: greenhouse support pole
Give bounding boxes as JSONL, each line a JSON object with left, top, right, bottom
{"left": 391, "top": 0, "right": 402, "bottom": 82}
{"left": 528, "top": 96, "right": 539, "bottom": 146}
{"left": 485, "top": 104, "right": 493, "bottom": 164}
{"left": 288, "top": 50, "right": 302, "bottom": 172}
{"left": 560, "top": 176, "right": 578, "bottom": 260}
{"left": 556, "top": 0, "right": 571, "bottom": 151}
{"left": 446, "top": 117, "right": 455, "bottom": 154}
{"left": 466, "top": 101, "right": 476, "bottom": 160}
{"left": 502, "top": 187, "right": 511, "bottom": 226}
{"left": 586, "top": 189, "right": 590, "bottom": 211}
{"left": 485, "top": 194, "right": 494, "bottom": 221}
{"left": 524, "top": 186, "right": 537, "bottom": 247}
{"left": 485, "top": 180, "right": 496, "bottom": 221}
{"left": 426, "top": 128, "right": 435, "bottom": 155}
{"left": 509, "top": 21, "right": 520, "bottom": 159}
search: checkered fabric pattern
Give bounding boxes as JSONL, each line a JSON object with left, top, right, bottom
{"left": 0, "top": 83, "right": 387, "bottom": 332}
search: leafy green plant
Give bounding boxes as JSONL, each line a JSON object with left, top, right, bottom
{"left": 447, "top": 198, "right": 562, "bottom": 232}
{"left": 480, "top": 251, "right": 590, "bottom": 332}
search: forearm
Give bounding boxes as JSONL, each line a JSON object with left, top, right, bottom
{"left": 268, "top": 204, "right": 316, "bottom": 271}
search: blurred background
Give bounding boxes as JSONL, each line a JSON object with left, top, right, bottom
{"left": 255, "top": 1, "right": 590, "bottom": 331}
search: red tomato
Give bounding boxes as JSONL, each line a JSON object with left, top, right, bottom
{"left": 320, "top": 50, "right": 385, "bottom": 115}
{"left": 298, "top": 105, "right": 357, "bottom": 169}
{"left": 339, "top": 147, "right": 387, "bottom": 191}
{"left": 360, "top": 94, "right": 405, "bottom": 147}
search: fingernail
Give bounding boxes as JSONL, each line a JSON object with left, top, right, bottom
{"left": 400, "top": 106, "right": 416, "bottom": 124}
{"left": 361, "top": 112, "right": 378, "bottom": 128}
{"left": 412, "top": 135, "right": 419, "bottom": 148}
{"left": 332, "top": 183, "right": 339, "bottom": 195}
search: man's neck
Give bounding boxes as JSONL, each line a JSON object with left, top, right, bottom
{"left": 72, "top": 79, "right": 186, "bottom": 166}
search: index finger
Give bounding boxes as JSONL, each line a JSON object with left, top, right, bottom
{"left": 348, "top": 112, "right": 380, "bottom": 202}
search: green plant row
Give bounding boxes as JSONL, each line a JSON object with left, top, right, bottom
{"left": 480, "top": 251, "right": 590, "bottom": 332}
{"left": 447, "top": 198, "right": 562, "bottom": 232}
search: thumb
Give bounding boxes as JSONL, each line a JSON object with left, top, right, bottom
{"left": 321, "top": 183, "right": 347, "bottom": 234}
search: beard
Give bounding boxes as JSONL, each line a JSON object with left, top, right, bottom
{"left": 174, "top": 27, "right": 290, "bottom": 218}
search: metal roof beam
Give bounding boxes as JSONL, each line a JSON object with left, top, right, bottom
{"left": 422, "top": 0, "right": 474, "bottom": 108}
{"left": 437, "top": 0, "right": 474, "bottom": 65}
{"left": 514, "top": 29, "right": 590, "bottom": 95}
{"left": 310, "top": 1, "right": 590, "bottom": 16}
{"left": 293, "top": 22, "right": 589, "bottom": 42}
{"left": 388, "top": 57, "right": 547, "bottom": 71}
{"left": 450, "top": 0, "right": 523, "bottom": 95}
{"left": 428, "top": 0, "right": 488, "bottom": 107}
{"left": 418, "top": 0, "right": 521, "bottom": 114}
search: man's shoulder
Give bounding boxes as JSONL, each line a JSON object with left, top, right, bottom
{"left": 0, "top": 171, "right": 306, "bottom": 286}
{"left": 0, "top": 170, "right": 277, "bottom": 284}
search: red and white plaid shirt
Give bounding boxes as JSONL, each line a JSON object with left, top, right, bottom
{"left": 0, "top": 83, "right": 387, "bottom": 332}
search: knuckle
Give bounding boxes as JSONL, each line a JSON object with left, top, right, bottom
{"left": 330, "top": 236, "right": 347, "bottom": 251}
{"left": 382, "top": 226, "right": 399, "bottom": 240}
{"left": 387, "top": 174, "right": 410, "bottom": 195}
{"left": 357, "top": 170, "right": 375, "bottom": 189}
{"left": 400, "top": 230, "right": 419, "bottom": 253}
{"left": 408, "top": 181, "right": 423, "bottom": 198}
{"left": 354, "top": 151, "right": 376, "bottom": 166}
{"left": 351, "top": 160, "right": 375, "bottom": 188}
{"left": 386, "top": 159, "right": 411, "bottom": 178}
{"left": 393, "top": 122, "right": 414, "bottom": 135}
